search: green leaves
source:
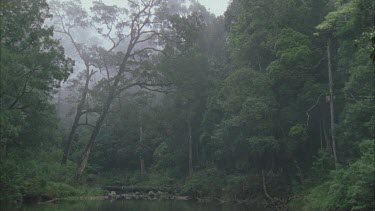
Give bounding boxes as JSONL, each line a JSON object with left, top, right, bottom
{"left": 201, "top": 67, "right": 276, "bottom": 168}
{"left": 316, "top": 0, "right": 359, "bottom": 31}
{"left": 0, "top": 0, "right": 73, "bottom": 145}
{"left": 305, "top": 140, "right": 375, "bottom": 210}
{"left": 248, "top": 136, "right": 280, "bottom": 157}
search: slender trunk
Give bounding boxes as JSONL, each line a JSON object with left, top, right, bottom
{"left": 319, "top": 120, "right": 323, "bottom": 151}
{"left": 294, "top": 160, "right": 304, "bottom": 184}
{"left": 140, "top": 157, "right": 145, "bottom": 175}
{"left": 322, "top": 120, "right": 330, "bottom": 150}
{"left": 57, "top": 87, "right": 62, "bottom": 120}
{"left": 195, "top": 138, "right": 199, "bottom": 164}
{"left": 262, "top": 170, "right": 275, "bottom": 202}
{"left": 61, "top": 66, "right": 91, "bottom": 165}
{"left": 139, "top": 119, "right": 145, "bottom": 175}
{"left": 188, "top": 119, "right": 193, "bottom": 178}
{"left": 0, "top": 142, "right": 6, "bottom": 161}
{"left": 327, "top": 38, "right": 338, "bottom": 167}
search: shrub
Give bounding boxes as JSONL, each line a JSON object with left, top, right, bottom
{"left": 0, "top": 147, "right": 102, "bottom": 204}
{"left": 304, "top": 140, "right": 375, "bottom": 210}
{"left": 182, "top": 168, "right": 225, "bottom": 198}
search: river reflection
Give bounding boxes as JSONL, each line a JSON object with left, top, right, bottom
{"left": 6, "top": 200, "right": 267, "bottom": 211}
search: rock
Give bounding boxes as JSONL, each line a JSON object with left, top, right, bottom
{"left": 108, "top": 191, "right": 117, "bottom": 199}
{"left": 40, "top": 193, "right": 53, "bottom": 202}
{"left": 176, "top": 196, "right": 190, "bottom": 200}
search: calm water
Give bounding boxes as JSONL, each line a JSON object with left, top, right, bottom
{"left": 4, "top": 200, "right": 267, "bottom": 211}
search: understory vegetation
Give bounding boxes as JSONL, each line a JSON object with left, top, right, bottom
{"left": 0, "top": 0, "right": 374, "bottom": 210}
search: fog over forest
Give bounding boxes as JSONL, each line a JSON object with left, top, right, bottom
{"left": 1, "top": 0, "right": 374, "bottom": 210}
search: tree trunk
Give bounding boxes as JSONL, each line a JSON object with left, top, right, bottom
{"left": 188, "top": 119, "right": 193, "bottom": 178}
{"left": 319, "top": 120, "right": 323, "bottom": 151}
{"left": 195, "top": 138, "right": 199, "bottom": 165}
{"left": 327, "top": 38, "right": 338, "bottom": 167}
{"left": 75, "top": 47, "right": 133, "bottom": 180}
{"left": 75, "top": 140, "right": 95, "bottom": 180}
{"left": 74, "top": 6, "right": 159, "bottom": 179}
{"left": 322, "top": 119, "right": 330, "bottom": 150}
{"left": 57, "top": 86, "right": 62, "bottom": 121}
{"left": 140, "top": 157, "right": 145, "bottom": 175}
{"left": 61, "top": 66, "right": 91, "bottom": 165}
{"left": 139, "top": 120, "right": 145, "bottom": 175}
{"left": 75, "top": 108, "right": 107, "bottom": 180}
{"left": 0, "top": 141, "right": 6, "bottom": 161}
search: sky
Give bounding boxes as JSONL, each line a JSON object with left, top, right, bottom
{"left": 195, "top": 0, "right": 230, "bottom": 16}
{"left": 81, "top": 0, "right": 231, "bottom": 16}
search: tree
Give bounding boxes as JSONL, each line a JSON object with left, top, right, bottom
{"left": 0, "top": 0, "right": 73, "bottom": 151}
{"left": 316, "top": 0, "right": 374, "bottom": 166}
{"left": 50, "top": 0, "right": 98, "bottom": 165}
{"left": 51, "top": 0, "right": 190, "bottom": 180}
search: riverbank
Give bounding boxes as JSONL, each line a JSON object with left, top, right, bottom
{"left": 24, "top": 186, "right": 262, "bottom": 208}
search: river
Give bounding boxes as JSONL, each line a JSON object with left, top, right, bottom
{"left": 5, "top": 200, "right": 267, "bottom": 211}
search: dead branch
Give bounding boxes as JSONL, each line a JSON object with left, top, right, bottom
{"left": 305, "top": 93, "right": 323, "bottom": 127}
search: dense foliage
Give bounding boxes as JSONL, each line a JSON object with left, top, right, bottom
{"left": 1, "top": 0, "right": 374, "bottom": 210}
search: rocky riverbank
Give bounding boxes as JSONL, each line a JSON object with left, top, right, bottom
{"left": 107, "top": 190, "right": 191, "bottom": 201}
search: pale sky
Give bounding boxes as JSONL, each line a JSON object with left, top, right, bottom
{"left": 197, "top": 0, "right": 230, "bottom": 16}
{"left": 81, "top": 0, "right": 230, "bottom": 16}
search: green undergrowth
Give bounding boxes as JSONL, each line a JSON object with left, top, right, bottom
{"left": 289, "top": 140, "right": 375, "bottom": 210}
{"left": 0, "top": 148, "right": 103, "bottom": 204}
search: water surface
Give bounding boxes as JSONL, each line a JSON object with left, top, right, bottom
{"left": 6, "top": 200, "right": 266, "bottom": 211}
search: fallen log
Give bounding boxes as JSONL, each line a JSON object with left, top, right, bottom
{"left": 38, "top": 198, "right": 59, "bottom": 204}
{"left": 102, "top": 186, "right": 181, "bottom": 194}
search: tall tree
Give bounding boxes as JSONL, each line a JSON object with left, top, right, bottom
{"left": 67, "top": 0, "right": 188, "bottom": 180}
{"left": 50, "top": 0, "right": 98, "bottom": 165}
{"left": 0, "top": 0, "right": 73, "bottom": 151}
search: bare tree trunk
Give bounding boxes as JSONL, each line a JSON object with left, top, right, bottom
{"left": 195, "top": 138, "right": 199, "bottom": 165}
{"left": 0, "top": 141, "right": 6, "bottom": 161}
{"left": 262, "top": 170, "right": 273, "bottom": 201}
{"left": 57, "top": 86, "right": 62, "bottom": 120}
{"left": 319, "top": 120, "right": 323, "bottom": 151}
{"left": 327, "top": 38, "right": 338, "bottom": 167}
{"left": 61, "top": 65, "right": 91, "bottom": 165}
{"left": 294, "top": 160, "right": 304, "bottom": 184}
{"left": 75, "top": 42, "right": 134, "bottom": 180}
{"left": 188, "top": 119, "right": 193, "bottom": 178}
{"left": 139, "top": 119, "right": 145, "bottom": 175}
{"left": 140, "top": 157, "right": 145, "bottom": 175}
{"left": 322, "top": 120, "right": 330, "bottom": 150}
{"left": 75, "top": 106, "right": 107, "bottom": 180}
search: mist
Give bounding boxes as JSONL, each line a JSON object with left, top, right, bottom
{"left": 1, "top": 0, "right": 374, "bottom": 210}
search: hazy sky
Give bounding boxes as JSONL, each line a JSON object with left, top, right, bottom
{"left": 196, "top": 0, "right": 230, "bottom": 15}
{"left": 81, "top": 0, "right": 230, "bottom": 16}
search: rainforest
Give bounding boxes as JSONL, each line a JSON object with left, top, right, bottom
{"left": 0, "top": 0, "right": 374, "bottom": 210}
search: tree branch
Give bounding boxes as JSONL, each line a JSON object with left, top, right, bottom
{"left": 306, "top": 93, "right": 323, "bottom": 127}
